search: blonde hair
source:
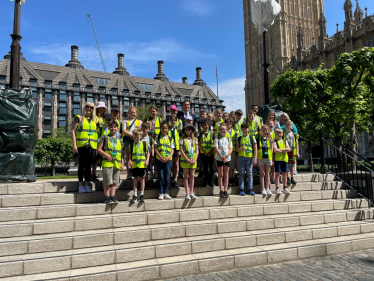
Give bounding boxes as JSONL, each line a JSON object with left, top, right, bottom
{"left": 215, "top": 109, "right": 223, "bottom": 115}
{"left": 286, "top": 120, "right": 293, "bottom": 126}
{"left": 84, "top": 102, "right": 96, "bottom": 122}
{"left": 260, "top": 125, "right": 273, "bottom": 142}
{"left": 133, "top": 129, "right": 142, "bottom": 137}
{"left": 275, "top": 128, "right": 283, "bottom": 135}
{"left": 281, "top": 113, "right": 291, "bottom": 123}
{"left": 266, "top": 111, "right": 276, "bottom": 123}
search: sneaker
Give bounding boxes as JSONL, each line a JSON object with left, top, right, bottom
{"left": 158, "top": 193, "right": 164, "bottom": 200}
{"left": 239, "top": 189, "right": 245, "bottom": 196}
{"left": 213, "top": 172, "right": 218, "bottom": 179}
{"left": 164, "top": 193, "right": 172, "bottom": 199}
{"left": 185, "top": 194, "right": 191, "bottom": 200}
{"left": 219, "top": 191, "right": 224, "bottom": 198}
{"left": 190, "top": 193, "right": 197, "bottom": 199}
{"left": 267, "top": 189, "right": 273, "bottom": 195}
{"left": 248, "top": 190, "right": 256, "bottom": 196}
{"left": 126, "top": 174, "right": 132, "bottom": 180}
{"left": 223, "top": 191, "right": 229, "bottom": 197}
{"left": 110, "top": 196, "right": 119, "bottom": 204}
{"left": 130, "top": 195, "right": 137, "bottom": 203}
{"left": 275, "top": 188, "right": 281, "bottom": 195}
{"left": 78, "top": 185, "right": 86, "bottom": 193}
{"left": 103, "top": 196, "right": 113, "bottom": 204}
{"left": 291, "top": 178, "right": 297, "bottom": 184}
{"left": 84, "top": 185, "right": 92, "bottom": 192}
{"left": 261, "top": 189, "right": 267, "bottom": 195}
{"left": 283, "top": 188, "right": 291, "bottom": 195}
{"left": 287, "top": 177, "right": 291, "bottom": 185}
{"left": 140, "top": 194, "right": 145, "bottom": 202}
{"left": 229, "top": 179, "right": 235, "bottom": 186}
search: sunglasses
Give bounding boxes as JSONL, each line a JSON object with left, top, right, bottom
{"left": 185, "top": 128, "right": 192, "bottom": 131}
{"left": 86, "top": 106, "right": 94, "bottom": 110}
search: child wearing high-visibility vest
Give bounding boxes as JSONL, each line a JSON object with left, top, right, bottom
{"left": 198, "top": 119, "right": 215, "bottom": 187}
{"left": 180, "top": 124, "right": 199, "bottom": 200}
{"left": 141, "top": 122, "right": 153, "bottom": 182}
{"left": 267, "top": 120, "right": 276, "bottom": 184}
{"left": 129, "top": 130, "right": 150, "bottom": 203}
{"left": 222, "top": 112, "right": 230, "bottom": 122}
{"left": 258, "top": 125, "right": 274, "bottom": 195}
{"left": 245, "top": 111, "right": 261, "bottom": 138}
{"left": 273, "top": 128, "right": 291, "bottom": 195}
{"left": 284, "top": 121, "right": 299, "bottom": 185}
{"left": 225, "top": 118, "right": 237, "bottom": 186}
{"left": 236, "top": 123, "right": 257, "bottom": 195}
{"left": 145, "top": 105, "right": 162, "bottom": 179}
{"left": 154, "top": 123, "right": 175, "bottom": 200}
{"left": 197, "top": 110, "right": 208, "bottom": 178}
{"left": 214, "top": 123, "right": 233, "bottom": 198}
{"left": 213, "top": 109, "right": 224, "bottom": 136}
{"left": 97, "top": 121, "right": 124, "bottom": 204}
{"left": 169, "top": 115, "right": 181, "bottom": 189}
{"left": 234, "top": 109, "right": 243, "bottom": 137}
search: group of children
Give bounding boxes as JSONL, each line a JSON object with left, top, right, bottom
{"left": 73, "top": 101, "right": 299, "bottom": 205}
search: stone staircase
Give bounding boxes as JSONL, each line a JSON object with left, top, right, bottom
{"left": 0, "top": 173, "right": 373, "bottom": 280}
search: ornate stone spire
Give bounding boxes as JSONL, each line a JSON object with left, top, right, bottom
{"left": 354, "top": 0, "right": 364, "bottom": 23}
{"left": 344, "top": 0, "right": 354, "bottom": 26}
{"left": 297, "top": 22, "right": 305, "bottom": 63}
{"left": 336, "top": 23, "right": 339, "bottom": 33}
{"left": 365, "top": 7, "right": 368, "bottom": 18}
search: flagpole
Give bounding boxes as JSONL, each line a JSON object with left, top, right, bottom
{"left": 216, "top": 65, "right": 219, "bottom": 98}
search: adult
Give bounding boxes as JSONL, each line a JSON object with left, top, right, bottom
{"left": 177, "top": 100, "right": 197, "bottom": 130}
{"left": 280, "top": 113, "right": 298, "bottom": 134}
{"left": 266, "top": 111, "right": 281, "bottom": 130}
{"left": 72, "top": 102, "right": 98, "bottom": 193}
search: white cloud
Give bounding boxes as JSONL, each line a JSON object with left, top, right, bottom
{"left": 209, "top": 77, "right": 246, "bottom": 113}
{"left": 179, "top": 0, "right": 217, "bottom": 17}
{"left": 29, "top": 39, "right": 214, "bottom": 76}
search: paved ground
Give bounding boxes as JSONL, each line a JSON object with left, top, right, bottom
{"left": 162, "top": 249, "right": 374, "bottom": 281}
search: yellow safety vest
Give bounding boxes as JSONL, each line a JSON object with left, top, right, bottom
{"left": 227, "top": 129, "right": 237, "bottom": 152}
{"left": 234, "top": 120, "right": 242, "bottom": 137}
{"left": 97, "top": 116, "right": 104, "bottom": 128}
{"left": 238, "top": 135, "right": 255, "bottom": 158}
{"left": 126, "top": 119, "right": 141, "bottom": 131}
{"left": 199, "top": 131, "right": 214, "bottom": 154}
{"left": 274, "top": 139, "right": 289, "bottom": 162}
{"left": 131, "top": 141, "right": 148, "bottom": 169}
{"left": 98, "top": 126, "right": 111, "bottom": 138}
{"left": 168, "top": 128, "right": 180, "bottom": 151}
{"left": 247, "top": 120, "right": 259, "bottom": 138}
{"left": 102, "top": 136, "right": 122, "bottom": 169}
{"left": 271, "top": 131, "right": 276, "bottom": 140}
{"left": 213, "top": 118, "right": 223, "bottom": 136}
{"left": 180, "top": 138, "right": 197, "bottom": 169}
{"left": 156, "top": 135, "right": 173, "bottom": 160}
{"left": 257, "top": 137, "right": 272, "bottom": 160}
{"left": 283, "top": 133, "right": 298, "bottom": 162}
{"left": 75, "top": 115, "right": 98, "bottom": 149}
{"left": 146, "top": 117, "right": 161, "bottom": 135}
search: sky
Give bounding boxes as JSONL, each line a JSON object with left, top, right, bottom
{"left": 0, "top": 0, "right": 373, "bottom": 113}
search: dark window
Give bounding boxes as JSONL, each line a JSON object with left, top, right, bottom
{"left": 59, "top": 116, "right": 67, "bottom": 127}
{"left": 32, "top": 91, "right": 38, "bottom": 99}
{"left": 44, "top": 93, "right": 52, "bottom": 99}
{"left": 45, "top": 80, "right": 52, "bottom": 87}
{"left": 74, "top": 84, "right": 80, "bottom": 90}
{"left": 137, "top": 83, "right": 154, "bottom": 92}
{"left": 112, "top": 97, "right": 119, "bottom": 106}
{"left": 59, "top": 91, "right": 66, "bottom": 101}
{"left": 73, "top": 92, "right": 80, "bottom": 102}
{"left": 86, "top": 85, "right": 93, "bottom": 91}
{"left": 123, "top": 90, "right": 129, "bottom": 96}
{"left": 123, "top": 109, "right": 128, "bottom": 118}
{"left": 165, "top": 94, "right": 171, "bottom": 100}
{"left": 123, "top": 98, "right": 130, "bottom": 107}
{"left": 0, "top": 75, "right": 6, "bottom": 82}
{"left": 176, "top": 103, "right": 182, "bottom": 111}
{"left": 30, "top": 79, "right": 37, "bottom": 86}
{"left": 86, "top": 94, "right": 94, "bottom": 103}
{"left": 92, "top": 77, "right": 110, "bottom": 86}
{"left": 43, "top": 119, "right": 52, "bottom": 126}
{"left": 111, "top": 88, "right": 118, "bottom": 94}
{"left": 73, "top": 104, "right": 81, "bottom": 115}
{"left": 99, "top": 87, "right": 106, "bottom": 93}
{"left": 99, "top": 95, "right": 106, "bottom": 102}
{"left": 59, "top": 82, "right": 66, "bottom": 88}
{"left": 134, "top": 98, "right": 141, "bottom": 107}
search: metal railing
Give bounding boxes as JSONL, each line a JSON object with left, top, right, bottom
{"left": 320, "top": 130, "right": 374, "bottom": 207}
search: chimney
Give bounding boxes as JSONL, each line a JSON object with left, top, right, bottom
{"left": 65, "top": 45, "right": 84, "bottom": 69}
{"left": 193, "top": 67, "right": 206, "bottom": 86}
{"left": 154, "top": 60, "right": 169, "bottom": 81}
{"left": 182, "top": 77, "right": 188, "bottom": 84}
{"left": 113, "top": 53, "right": 129, "bottom": 75}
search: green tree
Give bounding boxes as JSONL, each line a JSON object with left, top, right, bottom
{"left": 34, "top": 128, "right": 74, "bottom": 176}
{"left": 135, "top": 105, "right": 163, "bottom": 121}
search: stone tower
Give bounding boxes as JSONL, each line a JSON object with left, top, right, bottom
{"left": 243, "top": 0, "right": 325, "bottom": 111}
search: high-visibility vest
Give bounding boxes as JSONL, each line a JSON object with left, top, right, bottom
{"left": 274, "top": 139, "right": 289, "bottom": 162}
{"left": 257, "top": 137, "right": 272, "bottom": 160}
{"left": 98, "top": 126, "right": 110, "bottom": 138}
{"left": 199, "top": 131, "right": 214, "bottom": 153}
{"left": 97, "top": 116, "right": 104, "bottom": 128}
{"left": 283, "top": 132, "right": 298, "bottom": 162}
{"left": 155, "top": 135, "right": 173, "bottom": 160}
{"left": 238, "top": 135, "right": 255, "bottom": 158}
{"left": 102, "top": 136, "right": 122, "bottom": 169}
{"left": 228, "top": 129, "right": 237, "bottom": 152}
{"left": 247, "top": 119, "right": 260, "bottom": 138}
{"left": 271, "top": 131, "right": 276, "bottom": 140}
{"left": 167, "top": 117, "right": 182, "bottom": 132}
{"left": 180, "top": 138, "right": 197, "bottom": 169}
{"left": 213, "top": 118, "right": 223, "bottom": 136}
{"left": 168, "top": 127, "right": 180, "bottom": 151}
{"left": 75, "top": 115, "right": 98, "bottom": 149}
{"left": 126, "top": 119, "right": 141, "bottom": 132}
{"left": 131, "top": 141, "right": 148, "bottom": 169}
{"left": 234, "top": 120, "right": 242, "bottom": 137}
{"left": 146, "top": 117, "right": 161, "bottom": 135}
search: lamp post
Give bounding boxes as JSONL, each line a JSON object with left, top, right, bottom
{"left": 262, "top": 31, "right": 270, "bottom": 105}
{"left": 9, "top": 0, "right": 25, "bottom": 90}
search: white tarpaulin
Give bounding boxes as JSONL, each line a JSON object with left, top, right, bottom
{"left": 251, "top": 0, "right": 281, "bottom": 34}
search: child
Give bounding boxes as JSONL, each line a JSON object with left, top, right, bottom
{"left": 169, "top": 116, "right": 180, "bottom": 189}
{"left": 230, "top": 111, "right": 235, "bottom": 120}
{"left": 97, "top": 113, "right": 112, "bottom": 138}
{"left": 222, "top": 112, "right": 230, "bottom": 122}
{"left": 245, "top": 111, "right": 261, "bottom": 138}
{"left": 154, "top": 123, "right": 174, "bottom": 199}
{"left": 129, "top": 130, "right": 150, "bottom": 202}
{"left": 110, "top": 107, "right": 122, "bottom": 137}
{"left": 198, "top": 119, "right": 215, "bottom": 187}
{"left": 273, "top": 128, "right": 291, "bottom": 195}
{"left": 197, "top": 110, "right": 208, "bottom": 178}
{"left": 167, "top": 105, "right": 183, "bottom": 132}
{"left": 123, "top": 107, "right": 141, "bottom": 180}
{"left": 214, "top": 124, "right": 233, "bottom": 198}
{"left": 234, "top": 109, "right": 243, "bottom": 137}
{"left": 180, "top": 124, "right": 199, "bottom": 200}
{"left": 213, "top": 109, "right": 223, "bottom": 136}
{"left": 92, "top": 102, "right": 108, "bottom": 181}
{"left": 267, "top": 120, "right": 276, "bottom": 184}
{"left": 284, "top": 121, "right": 299, "bottom": 185}
{"left": 237, "top": 123, "right": 257, "bottom": 195}
{"left": 145, "top": 105, "right": 162, "bottom": 178}
{"left": 184, "top": 116, "right": 198, "bottom": 137}
{"left": 141, "top": 122, "right": 154, "bottom": 182}
{"left": 207, "top": 113, "right": 214, "bottom": 130}
{"left": 97, "top": 121, "right": 124, "bottom": 204}
{"left": 258, "top": 125, "right": 274, "bottom": 195}
{"left": 225, "top": 118, "right": 237, "bottom": 186}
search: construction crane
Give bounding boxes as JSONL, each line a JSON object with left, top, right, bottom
{"left": 86, "top": 14, "right": 107, "bottom": 72}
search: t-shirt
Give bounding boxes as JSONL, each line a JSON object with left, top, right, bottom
{"left": 214, "top": 136, "right": 233, "bottom": 162}
{"left": 273, "top": 139, "right": 289, "bottom": 150}
{"left": 281, "top": 124, "right": 298, "bottom": 134}
{"left": 123, "top": 118, "right": 141, "bottom": 135}
{"left": 98, "top": 135, "right": 123, "bottom": 154}
{"left": 285, "top": 132, "right": 295, "bottom": 151}
{"left": 140, "top": 135, "right": 152, "bottom": 152}
{"left": 260, "top": 137, "right": 269, "bottom": 159}
{"left": 154, "top": 135, "right": 175, "bottom": 149}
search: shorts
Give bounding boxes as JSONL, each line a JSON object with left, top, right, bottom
{"left": 230, "top": 151, "right": 237, "bottom": 169}
{"left": 287, "top": 152, "right": 295, "bottom": 166}
{"left": 258, "top": 158, "right": 272, "bottom": 166}
{"left": 173, "top": 150, "right": 179, "bottom": 157}
{"left": 102, "top": 167, "right": 121, "bottom": 185}
{"left": 124, "top": 137, "right": 134, "bottom": 148}
{"left": 217, "top": 160, "right": 230, "bottom": 168}
{"left": 131, "top": 168, "right": 146, "bottom": 178}
{"left": 274, "top": 161, "right": 289, "bottom": 173}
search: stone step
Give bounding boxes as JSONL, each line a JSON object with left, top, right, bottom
{"left": 0, "top": 186, "right": 355, "bottom": 208}
{"left": 0, "top": 173, "right": 336, "bottom": 195}
{"left": 0, "top": 207, "right": 371, "bottom": 257}
{"left": 1, "top": 221, "right": 374, "bottom": 279}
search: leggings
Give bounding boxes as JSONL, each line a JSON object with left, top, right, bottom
{"left": 78, "top": 146, "right": 95, "bottom": 182}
